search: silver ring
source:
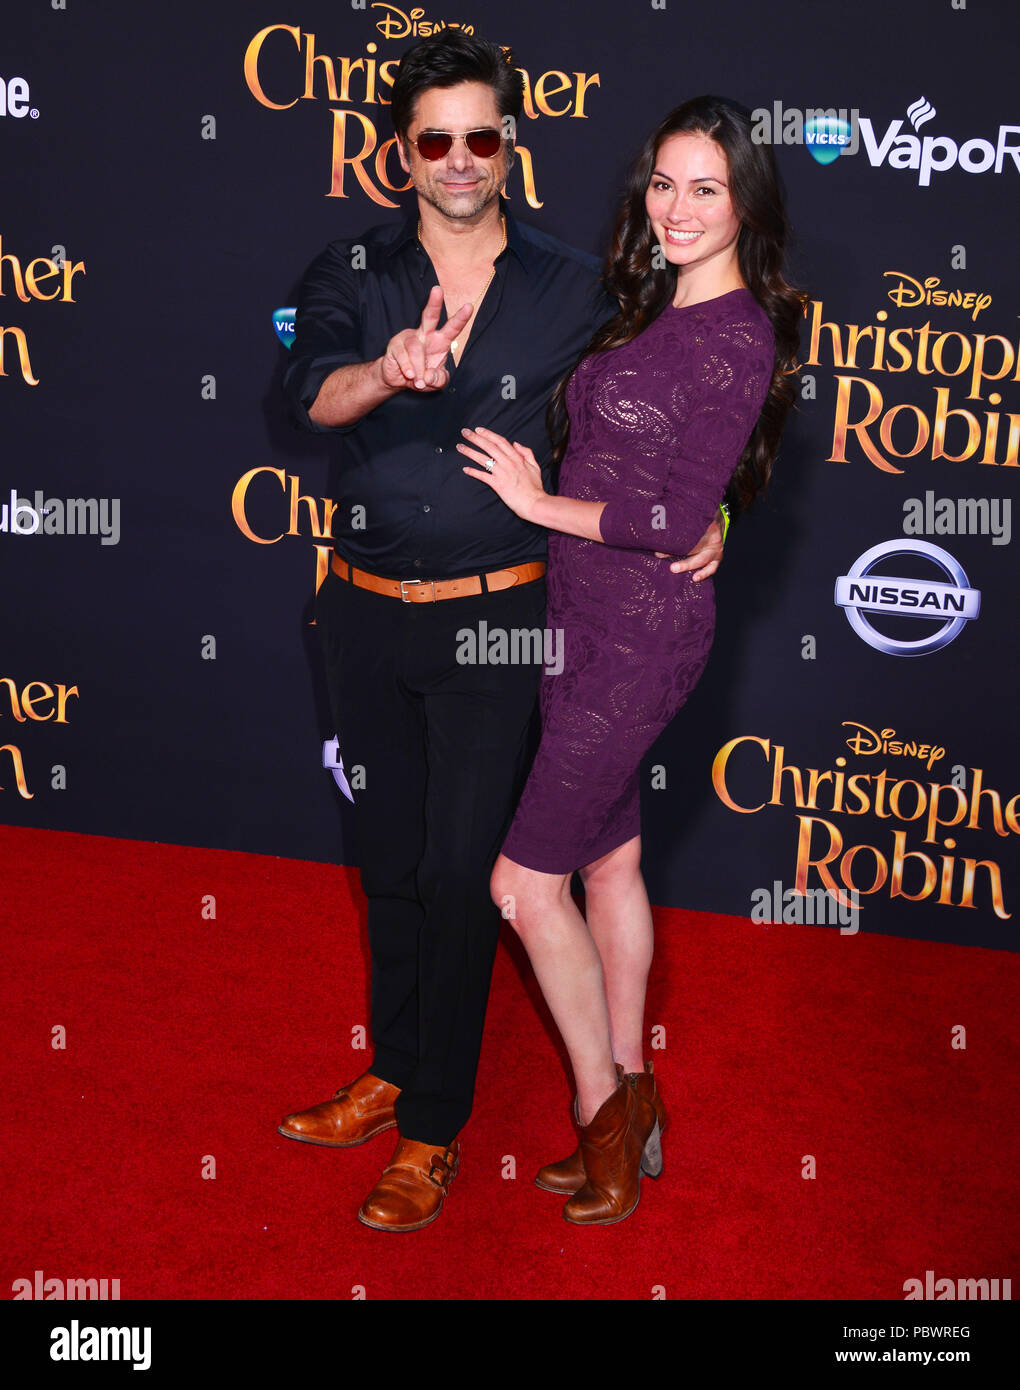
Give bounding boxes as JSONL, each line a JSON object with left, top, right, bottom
{"left": 482, "top": 457, "right": 495, "bottom": 473}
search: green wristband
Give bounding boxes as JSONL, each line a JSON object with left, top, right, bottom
{"left": 719, "top": 502, "right": 731, "bottom": 544}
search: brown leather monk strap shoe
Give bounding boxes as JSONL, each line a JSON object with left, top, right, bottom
{"left": 358, "top": 1137, "right": 460, "bottom": 1232}
{"left": 277, "top": 1071, "right": 400, "bottom": 1147}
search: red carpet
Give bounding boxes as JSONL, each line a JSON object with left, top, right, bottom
{"left": 2, "top": 825, "right": 1017, "bottom": 1301}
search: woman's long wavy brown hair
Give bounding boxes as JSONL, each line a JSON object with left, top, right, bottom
{"left": 548, "top": 95, "right": 803, "bottom": 510}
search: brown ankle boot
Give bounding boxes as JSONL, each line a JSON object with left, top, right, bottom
{"left": 562, "top": 1076, "right": 657, "bottom": 1226}
{"left": 625, "top": 1061, "right": 666, "bottom": 1179}
{"left": 535, "top": 1100, "right": 585, "bottom": 1193}
{"left": 535, "top": 1065, "right": 625, "bottom": 1194}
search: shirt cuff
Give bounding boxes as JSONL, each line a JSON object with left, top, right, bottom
{"left": 284, "top": 351, "right": 364, "bottom": 433}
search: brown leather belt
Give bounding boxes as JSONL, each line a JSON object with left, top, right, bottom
{"left": 331, "top": 552, "right": 546, "bottom": 603}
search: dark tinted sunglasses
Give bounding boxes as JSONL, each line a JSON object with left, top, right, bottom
{"left": 409, "top": 128, "right": 503, "bottom": 161}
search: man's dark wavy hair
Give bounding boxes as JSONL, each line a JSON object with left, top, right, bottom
{"left": 549, "top": 95, "right": 804, "bottom": 510}
{"left": 390, "top": 29, "right": 524, "bottom": 140}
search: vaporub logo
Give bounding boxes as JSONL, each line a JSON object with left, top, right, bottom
{"left": 273, "top": 307, "right": 296, "bottom": 348}
{"left": 859, "top": 96, "right": 1020, "bottom": 186}
{"left": 906, "top": 96, "right": 936, "bottom": 132}
{"left": 834, "top": 539, "right": 980, "bottom": 657}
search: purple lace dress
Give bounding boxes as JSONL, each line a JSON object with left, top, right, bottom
{"left": 500, "top": 288, "right": 774, "bottom": 873}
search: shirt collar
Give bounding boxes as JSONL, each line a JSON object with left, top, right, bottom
{"left": 502, "top": 205, "right": 534, "bottom": 272}
{"left": 386, "top": 198, "right": 534, "bottom": 273}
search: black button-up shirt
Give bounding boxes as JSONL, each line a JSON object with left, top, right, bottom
{"left": 283, "top": 201, "right": 614, "bottom": 579}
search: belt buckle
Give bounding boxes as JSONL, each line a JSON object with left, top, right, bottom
{"left": 399, "top": 578, "right": 436, "bottom": 603}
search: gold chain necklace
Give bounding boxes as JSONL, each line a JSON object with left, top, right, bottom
{"left": 418, "top": 216, "right": 507, "bottom": 354}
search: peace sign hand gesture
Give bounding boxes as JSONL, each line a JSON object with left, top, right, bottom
{"left": 381, "top": 285, "right": 472, "bottom": 393}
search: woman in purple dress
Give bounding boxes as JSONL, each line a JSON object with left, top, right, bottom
{"left": 457, "top": 96, "right": 802, "bottom": 1225}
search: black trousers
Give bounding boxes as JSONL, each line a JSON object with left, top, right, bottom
{"left": 315, "top": 565, "right": 545, "bottom": 1145}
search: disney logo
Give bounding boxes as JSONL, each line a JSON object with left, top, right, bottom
{"left": 883, "top": 271, "right": 991, "bottom": 322}
{"left": 842, "top": 722, "right": 946, "bottom": 770}
{"left": 372, "top": 4, "right": 474, "bottom": 40}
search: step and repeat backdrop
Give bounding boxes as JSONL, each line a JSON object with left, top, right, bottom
{"left": 2, "top": 0, "right": 1017, "bottom": 949}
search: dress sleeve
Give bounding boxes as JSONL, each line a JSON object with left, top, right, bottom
{"left": 597, "top": 314, "right": 774, "bottom": 556}
{"left": 282, "top": 241, "right": 365, "bottom": 434}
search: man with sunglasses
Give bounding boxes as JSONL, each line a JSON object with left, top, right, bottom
{"left": 279, "top": 28, "right": 724, "bottom": 1231}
